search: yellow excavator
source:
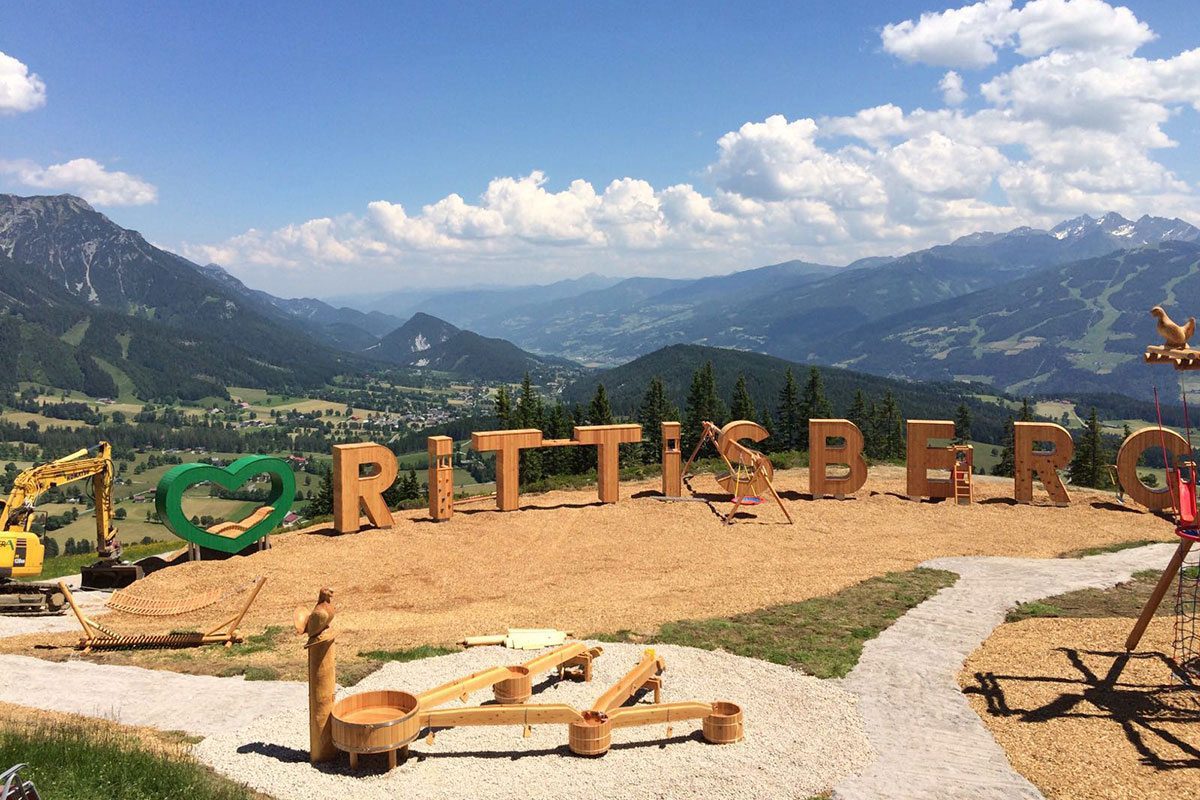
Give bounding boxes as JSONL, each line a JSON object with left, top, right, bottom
{"left": 0, "top": 442, "right": 143, "bottom": 614}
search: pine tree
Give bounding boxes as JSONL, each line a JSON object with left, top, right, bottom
{"left": 848, "top": 390, "right": 870, "bottom": 452}
{"left": 776, "top": 368, "right": 802, "bottom": 451}
{"left": 1068, "top": 407, "right": 1106, "bottom": 489}
{"left": 683, "top": 362, "right": 725, "bottom": 452}
{"left": 588, "top": 383, "right": 615, "bottom": 425}
{"left": 307, "top": 465, "right": 335, "bottom": 516}
{"left": 993, "top": 415, "right": 1016, "bottom": 477}
{"left": 545, "top": 401, "right": 573, "bottom": 474}
{"left": 877, "top": 390, "right": 903, "bottom": 460}
{"left": 638, "top": 377, "right": 676, "bottom": 464}
{"left": 954, "top": 402, "right": 973, "bottom": 443}
{"left": 515, "top": 374, "right": 545, "bottom": 484}
{"left": 1019, "top": 397, "right": 1033, "bottom": 422}
{"left": 799, "top": 367, "right": 833, "bottom": 450}
{"left": 729, "top": 374, "right": 756, "bottom": 422}
{"left": 494, "top": 385, "right": 512, "bottom": 428}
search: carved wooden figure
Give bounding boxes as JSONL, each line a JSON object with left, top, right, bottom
{"left": 808, "top": 419, "right": 868, "bottom": 498}
{"left": 906, "top": 420, "right": 956, "bottom": 500}
{"left": 1152, "top": 305, "right": 1195, "bottom": 348}
{"left": 333, "top": 443, "right": 397, "bottom": 533}
{"left": 295, "top": 587, "right": 338, "bottom": 763}
{"left": 427, "top": 436, "right": 454, "bottom": 521}
{"left": 1013, "top": 422, "right": 1073, "bottom": 505}
{"left": 574, "top": 424, "right": 643, "bottom": 503}
{"left": 661, "top": 422, "right": 682, "bottom": 498}
{"left": 1115, "top": 427, "right": 1190, "bottom": 511}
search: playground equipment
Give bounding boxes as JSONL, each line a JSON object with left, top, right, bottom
{"left": 809, "top": 419, "right": 869, "bottom": 498}
{"left": 324, "top": 643, "right": 739, "bottom": 770}
{"left": 60, "top": 576, "right": 266, "bottom": 652}
{"left": 682, "top": 420, "right": 792, "bottom": 525}
{"left": 662, "top": 422, "right": 683, "bottom": 497}
{"left": 1126, "top": 308, "right": 1200, "bottom": 684}
{"left": 0, "top": 763, "right": 40, "bottom": 800}
{"left": 459, "top": 628, "right": 573, "bottom": 649}
{"left": 905, "top": 421, "right": 973, "bottom": 504}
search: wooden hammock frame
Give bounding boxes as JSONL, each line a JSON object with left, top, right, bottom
{"left": 682, "top": 421, "right": 793, "bottom": 526}
{"left": 59, "top": 577, "right": 266, "bottom": 652}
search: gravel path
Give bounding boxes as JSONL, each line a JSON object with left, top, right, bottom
{"left": 0, "top": 652, "right": 306, "bottom": 736}
{"left": 194, "top": 642, "right": 874, "bottom": 800}
{"left": 833, "top": 542, "right": 1177, "bottom": 800}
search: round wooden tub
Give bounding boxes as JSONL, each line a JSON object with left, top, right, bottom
{"left": 331, "top": 690, "right": 421, "bottom": 770}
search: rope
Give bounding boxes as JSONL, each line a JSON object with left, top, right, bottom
{"left": 1155, "top": 386, "right": 1180, "bottom": 515}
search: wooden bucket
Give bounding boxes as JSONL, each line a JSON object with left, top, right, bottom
{"left": 492, "top": 665, "right": 532, "bottom": 704}
{"left": 702, "top": 701, "right": 743, "bottom": 744}
{"left": 567, "top": 715, "right": 613, "bottom": 757}
{"left": 331, "top": 690, "right": 421, "bottom": 756}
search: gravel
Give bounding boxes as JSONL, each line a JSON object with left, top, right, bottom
{"left": 194, "top": 642, "right": 874, "bottom": 800}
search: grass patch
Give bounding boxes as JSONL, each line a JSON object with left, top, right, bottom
{"left": 33, "top": 541, "right": 178, "bottom": 580}
{"left": 227, "top": 625, "right": 287, "bottom": 656}
{"left": 1007, "top": 569, "right": 1165, "bottom": 622}
{"left": 596, "top": 568, "right": 958, "bottom": 679}
{"left": 1057, "top": 539, "right": 1163, "bottom": 559}
{"left": 0, "top": 714, "right": 260, "bottom": 800}
{"left": 359, "top": 645, "right": 457, "bottom": 663}
{"left": 218, "top": 665, "right": 281, "bottom": 681}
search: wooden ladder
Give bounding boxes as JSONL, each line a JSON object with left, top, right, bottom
{"left": 952, "top": 445, "right": 973, "bottom": 505}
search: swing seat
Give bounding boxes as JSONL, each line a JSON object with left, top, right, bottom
{"left": 735, "top": 496, "right": 763, "bottom": 506}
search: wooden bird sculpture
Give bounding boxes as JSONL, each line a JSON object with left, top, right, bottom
{"left": 1152, "top": 305, "right": 1196, "bottom": 349}
{"left": 294, "top": 587, "right": 335, "bottom": 647}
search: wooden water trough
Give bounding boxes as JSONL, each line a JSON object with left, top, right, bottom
{"left": 330, "top": 645, "right": 742, "bottom": 770}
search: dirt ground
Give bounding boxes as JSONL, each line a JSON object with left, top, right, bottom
{"left": 3, "top": 466, "right": 1174, "bottom": 679}
{"left": 961, "top": 616, "right": 1200, "bottom": 800}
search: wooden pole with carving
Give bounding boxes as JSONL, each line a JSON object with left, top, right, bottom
{"left": 295, "top": 588, "right": 338, "bottom": 763}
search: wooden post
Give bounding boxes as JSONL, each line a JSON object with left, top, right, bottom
{"left": 471, "top": 429, "right": 543, "bottom": 511}
{"left": 1013, "top": 422, "right": 1073, "bottom": 505}
{"left": 1126, "top": 540, "right": 1193, "bottom": 650}
{"left": 1116, "top": 427, "right": 1189, "bottom": 510}
{"left": 906, "top": 420, "right": 956, "bottom": 500}
{"left": 661, "top": 422, "right": 682, "bottom": 498}
{"left": 574, "top": 424, "right": 643, "bottom": 503}
{"left": 427, "top": 436, "right": 455, "bottom": 521}
{"left": 332, "top": 442, "right": 397, "bottom": 533}
{"left": 308, "top": 633, "right": 337, "bottom": 762}
{"left": 808, "top": 419, "right": 867, "bottom": 498}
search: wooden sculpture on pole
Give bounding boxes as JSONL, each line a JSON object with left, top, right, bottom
{"left": 296, "top": 587, "right": 338, "bottom": 763}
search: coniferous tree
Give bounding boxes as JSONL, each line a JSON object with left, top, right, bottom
{"left": 799, "top": 367, "right": 832, "bottom": 450}
{"left": 954, "top": 402, "right": 973, "bottom": 443}
{"left": 876, "top": 390, "right": 904, "bottom": 460}
{"left": 683, "top": 362, "right": 726, "bottom": 452}
{"left": 729, "top": 374, "right": 756, "bottom": 422}
{"left": 307, "top": 465, "right": 334, "bottom": 516}
{"left": 545, "top": 401, "right": 572, "bottom": 474}
{"left": 494, "top": 385, "right": 512, "bottom": 428}
{"left": 515, "top": 374, "right": 545, "bottom": 484}
{"left": 848, "top": 389, "right": 870, "bottom": 454}
{"left": 776, "top": 368, "right": 802, "bottom": 451}
{"left": 993, "top": 415, "right": 1016, "bottom": 477}
{"left": 1068, "top": 407, "right": 1107, "bottom": 489}
{"left": 638, "top": 377, "right": 677, "bottom": 464}
{"left": 588, "top": 383, "right": 615, "bottom": 425}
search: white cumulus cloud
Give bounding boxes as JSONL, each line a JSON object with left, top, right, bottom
{"left": 0, "top": 51, "right": 46, "bottom": 114}
{"left": 187, "top": 0, "right": 1200, "bottom": 293}
{"left": 0, "top": 158, "right": 158, "bottom": 206}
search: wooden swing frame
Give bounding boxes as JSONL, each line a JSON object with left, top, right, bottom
{"left": 59, "top": 576, "right": 266, "bottom": 652}
{"left": 681, "top": 421, "right": 793, "bottom": 526}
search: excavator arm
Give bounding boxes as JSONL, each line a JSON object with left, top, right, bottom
{"left": 0, "top": 443, "right": 119, "bottom": 559}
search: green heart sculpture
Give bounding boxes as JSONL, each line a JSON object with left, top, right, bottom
{"left": 155, "top": 455, "right": 296, "bottom": 554}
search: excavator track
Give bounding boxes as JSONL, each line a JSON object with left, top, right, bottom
{"left": 0, "top": 579, "right": 68, "bottom": 615}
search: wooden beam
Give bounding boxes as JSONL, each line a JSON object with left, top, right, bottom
{"left": 661, "top": 422, "right": 682, "bottom": 498}
{"left": 1127, "top": 539, "right": 1193, "bottom": 650}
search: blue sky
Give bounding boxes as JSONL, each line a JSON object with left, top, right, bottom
{"left": 2, "top": 1, "right": 1199, "bottom": 296}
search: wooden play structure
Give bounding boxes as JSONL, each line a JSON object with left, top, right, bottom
{"left": 905, "top": 420, "right": 973, "bottom": 504}
{"left": 1014, "top": 421, "right": 1074, "bottom": 505}
{"left": 809, "top": 419, "right": 868, "bottom": 498}
{"left": 682, "top": 420, "right": 792, "bottom": 524}
{"left": 60, "top": 576, "right": 266, "bottom": 652}
{"left": 662, "top": 421, "right": 683, "bottom": 498}
{"left": 1126, "top": 308, "right": 1200, "bottom": 682}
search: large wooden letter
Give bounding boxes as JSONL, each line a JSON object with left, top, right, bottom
{"left": 809, "top": 419, "right": 868, "bottom": 498}
{"left": 1014, "top": 422, "right": 1073, "bottom": 505}
{"left": 906, "top": 420, "right": 956, "bottom": 500}
{"left": 1116, "top": 426, "right": 1190, "bottom": 510}
{"left": 471, "top": 429, "right": 544, "bottom": 511}
{"left": 575, "top": 424, "right": 643, "bottom": 503}
{"left": 333, "top": 442, "right": 397, "bottom": 533}
{"left": 661, "top": 422, "right": 682, "bottom": 498}
{"left": 714, "top": 420, "right": 775, "bottom": 498}
{"left": 428, "top": 436, "right": 454, "bottom": 521}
